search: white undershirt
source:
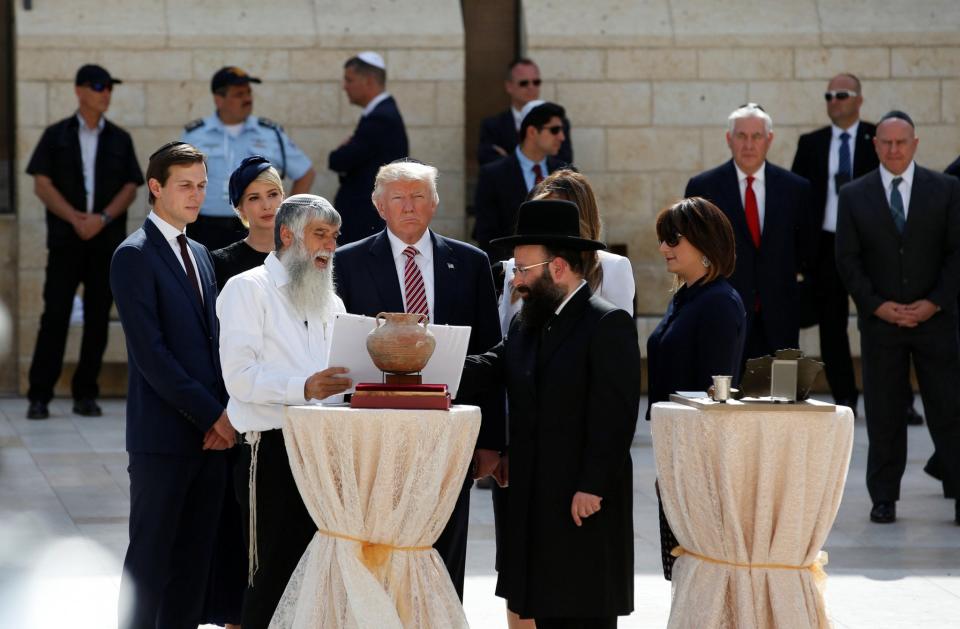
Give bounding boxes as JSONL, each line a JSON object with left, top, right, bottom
{"left": 77, "top": 113, "right": 105, "bottom": 212}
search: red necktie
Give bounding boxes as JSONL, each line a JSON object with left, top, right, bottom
{"left": 532, "top": 163, "right": 544, "bottom": 186}
{"left": 744, "top": 175, "right": 761, "bottom": 249}
{"left": 402, "top": 246, "right": 429, "bottom": 318}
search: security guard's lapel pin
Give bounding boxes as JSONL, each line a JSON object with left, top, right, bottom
{"left": 447, "top": 262, "right": 455, "bottom": 269}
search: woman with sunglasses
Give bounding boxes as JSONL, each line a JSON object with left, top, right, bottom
{"left": 646, "top": 196, "right": 746, "bottom": 580}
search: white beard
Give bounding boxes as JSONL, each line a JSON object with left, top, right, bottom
{"left": 281, "top": 241, "right": 336, "bottom": 320}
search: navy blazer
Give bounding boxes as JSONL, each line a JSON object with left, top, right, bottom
{"left": 685, "top": 159, "right": 814, "bottom": 352}
{"left": 328, "top": 96, "right": 409, "bottom": 245}
{"left": 473, "top": 151, "right": 567, "bottom": 263}
{"left": 111, "top": 219, "right": 226, "bottom": 455}
{"left": 334, "top": 229, "right": 506, "bottom": 450}
{"left": 477, "top": 108, "right": 573, "bottom": 166}
{"left": 645, "top": 278, "right": 746, "bottom": 418}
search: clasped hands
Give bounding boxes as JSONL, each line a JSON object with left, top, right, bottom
{"left": 874, "top": 299, "right": 939, "bottom": 328}
{"left": 203, "top": 411, "right": 236, "bottom": 450}
{"left": 71, "top": 211, "right": 104, "bottom": 241}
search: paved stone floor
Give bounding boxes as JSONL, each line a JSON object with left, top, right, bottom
{"left": 0, "top": 396, "right": 958, "bottom": 628}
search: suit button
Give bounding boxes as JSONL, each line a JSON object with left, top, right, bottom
{"left": 899, "top": 248, "right": 904, "bottom": 254}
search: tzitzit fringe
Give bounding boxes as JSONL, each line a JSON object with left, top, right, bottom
{"left": 671, "top": 547, "right": 829, "bottom": 584}
{"left": 246, "top": 430, "right": 261, "bottom": 586}
{"left": 316, "top": 528, "right": 432, "bottom": 571}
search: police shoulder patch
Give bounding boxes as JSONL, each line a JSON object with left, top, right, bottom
{"left": 184, "top": 118, "right": 205, "bottom": 132}
{"left": 258, "top": 117, "right": 284, "bottom": 132}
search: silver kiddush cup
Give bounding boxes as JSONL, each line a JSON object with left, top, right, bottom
{"left": 712, "top": 375, "right": 733, "bottom": 401}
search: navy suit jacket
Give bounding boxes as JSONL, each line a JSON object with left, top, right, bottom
{"left": 111, "top": 219, "right": 226, "bottom": 455}
{"left": 685, "top": 159, "right": 814, "bottom": 352}
{"left": 473, "top": 152, "right": 567, "bottom": 263}
{"left": 478, "top": 109, "right": 573, "bottom": 166}
{"left": 334, "top": 229, "right": 506, "bottom": 451}
{"left": 328, "top": 96, "right": 409, "bottom": 245}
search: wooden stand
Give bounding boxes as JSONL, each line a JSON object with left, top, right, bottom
{"left": 385, "top": 373, "right": 422, "bottom": 385}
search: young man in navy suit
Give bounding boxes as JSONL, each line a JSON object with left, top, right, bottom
{"left": 334, "top": 159, "right": 504, "bottom": 600}
{"left": 111, "top": 142, "right": 236, "bottom": 629}
{"left": 329, "top": 51, "right": 409, "bottom": 245}
{"left": 686, "top": 103, "right": 814, "bottom": 366}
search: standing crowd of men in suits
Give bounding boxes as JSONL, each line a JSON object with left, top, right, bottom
{"left": 22, "top": 53, "right": 960, "bottom": 629}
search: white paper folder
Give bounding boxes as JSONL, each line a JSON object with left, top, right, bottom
{"left": 327, "top": 312, "right": 472, "bottom": 398}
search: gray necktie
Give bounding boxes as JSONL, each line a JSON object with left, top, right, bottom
{"left": 889, "top": 177, "right": 906, "bottom": 234}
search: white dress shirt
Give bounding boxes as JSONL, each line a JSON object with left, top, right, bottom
{"left": 362, "top": 91, "right": 391, "bottom": 117}
{"left": 823, "top": 121, "right": 860, "bottom": 232}
{"left": 511, "top": 106, "right": 523, "bottom": 131}
{"left": 879, "top": 160, "right": 915, "bottom": 220}
{"left": 147, "top": 211, "right": 205, "bottom": 302}
{"left": 386, "top": 228, "right": 435, "bottom": 321}
{"left": 217, "top": 251, "right": 346, "bottom": 433}
{"left": 735, "top": 161, "right": 766, "bottom": 232}
{"left": 77, "top": 113, "right": 105, "bottom": 212}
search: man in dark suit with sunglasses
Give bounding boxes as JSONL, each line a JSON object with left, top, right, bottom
{"left": 477, "top": 58, "right": 572, "bottom": 166}
{"left": 474, "top": 100, "right": 569, "bottom": 263}
{"left": 24, "top": 64, "right": 144, "bottom": 421}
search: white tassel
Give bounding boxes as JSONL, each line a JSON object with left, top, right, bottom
{"left": 246, "top": 430, "right": 261, "bottom": 586}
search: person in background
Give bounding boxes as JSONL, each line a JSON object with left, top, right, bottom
{"left": 646, "top": 196, "right": 746, "bottom": 580}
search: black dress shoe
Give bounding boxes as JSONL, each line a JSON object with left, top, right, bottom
{"left": 870, "top": 501, "right": 897, "bottom": 523}
{"left": 26, "top": 401, "right": 49, "bottom": 420}
{"left": 924, "top": 454, "right": 943, "bottom": 481}
{"left": 906, "top": 406, "right": 924, "bottom": 425}
{"left": 72, "top": 398, "right": 102, "bottom": 417}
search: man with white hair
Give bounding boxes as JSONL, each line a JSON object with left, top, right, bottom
{"left": 334, "top": 159, "right": 504, "bottom": 600}
{"left": 685, "top": 103, "right": 814, "bottom": 363}
{"left": 216, "top": 194, "right": 352, "bottom": 629}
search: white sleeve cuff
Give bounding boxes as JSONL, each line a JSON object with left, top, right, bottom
{"left": 287, "top": 376, "right": 308, "bottom": 405}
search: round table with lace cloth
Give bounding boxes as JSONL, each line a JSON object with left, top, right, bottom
{"left": 269, "top": 405, "right": 480, "bottom": 629}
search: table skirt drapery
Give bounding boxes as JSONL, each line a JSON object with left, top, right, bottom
{"left": 269, "top": 405, "right": 481, "bottom": 629}
{"left": 651, "top": 402, "right": 854, "bottom": 629}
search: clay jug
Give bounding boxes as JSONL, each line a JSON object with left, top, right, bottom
{"left": 366, "top": 312, "right": 437, "bottom": 374}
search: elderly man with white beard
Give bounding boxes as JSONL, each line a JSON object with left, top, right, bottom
{"left": 216, "top": 193, "right": 352, "bottom": 629}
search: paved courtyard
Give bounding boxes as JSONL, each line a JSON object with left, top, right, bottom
{"left": 0, "top": 396, "right": 958, "bottom": 628}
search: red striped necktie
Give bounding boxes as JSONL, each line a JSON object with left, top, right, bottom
{"left": 402, "top": 246, "right": 429, "bottom": 318}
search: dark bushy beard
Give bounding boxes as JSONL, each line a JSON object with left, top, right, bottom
{"left": 281, "top": 240, "right": 336, "bottom": 319}
{"left": 516, "top": 268, "right": 566, "bottom": 332}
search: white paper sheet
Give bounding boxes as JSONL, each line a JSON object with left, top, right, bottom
{"left": 327, "top": 313, "right": 472, "bottom": 397}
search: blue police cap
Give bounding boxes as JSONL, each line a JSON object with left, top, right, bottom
{"left": 229, "top": 155, "right": 274, "bottom": 208}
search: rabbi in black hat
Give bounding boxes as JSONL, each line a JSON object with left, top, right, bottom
{"left": 459, "top": 198, "right": 642, "bottom": 628}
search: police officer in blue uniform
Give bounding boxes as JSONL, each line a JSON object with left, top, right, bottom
{"left": 182, "top": 66, "right": 315, "bottom": 250}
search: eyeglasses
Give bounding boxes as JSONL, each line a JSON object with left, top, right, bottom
{"left": 540, "top": 125, "right": 564, "bottom": 135}
{"left": 516, "top": 79, "right": 542, "bottom": 88}
{"left": 515, "top": 259, "right": 553, "bottom": 276}
{"left": 824, "top": 90, "right": 858, "bottom": 102}
{"left": 659, "top": 233, "right": 683, "bottom": 248}
{"left": 82, "top": 82, "right": 112, "bottom": 93}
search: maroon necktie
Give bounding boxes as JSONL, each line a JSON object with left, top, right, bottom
{"left": 402, "top": 246, "right": 429, "bottom": 318}
{"left": 532, "top": 163, "right": 544, "bottom": 186}
{"left": 744, "top": 176, "right": 761, "bottom": 249}
{"left": 176, "top": 234, "right": 203, "bottom": 305}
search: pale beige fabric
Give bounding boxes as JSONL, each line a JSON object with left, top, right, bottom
{"left": 269, "top": 405, "right": 481, "bottom": 629}
{"left": 651, "top": 402, "right": 854, "bottom": 629}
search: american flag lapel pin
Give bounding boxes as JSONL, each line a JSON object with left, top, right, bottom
{"left": 447, "top": 262, "right": 455, "bottom": 269}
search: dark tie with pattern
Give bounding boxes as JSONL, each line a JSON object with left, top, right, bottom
{"left": 889, "top": 177, "right": 906, "bottom": 234}
{"left": 176, "top": 234, "right": 204, "bottom": 305}
{"left": 532, "top": 163, "right": 544, "bottom": 187}
{"left": 402, "top": 246, "right": 429, "bottom": 318}
{"left": 838, "top": 131, "right": 852, "bottom": 180}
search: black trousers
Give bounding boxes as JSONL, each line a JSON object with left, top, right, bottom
{"left": 187, "top": 215, "right": 247, "bottom": 252}
{"left": 815, "top": 232, "right": 859, "bottom": 405}
{"left": 28, "top": 236, "right": 119, "bottom": 403}
{"left": 535, "top": 617, "right": 617, "bottom": 628}
{"left": 861, "top": 318, "right": 960, "bottom": 502}
{"left": 238, "top": 429, "right": 317, "bottom": 629}
{"left": 120, "top": 451, "right": 227, "bottom": 629}
{"left": 434, "top": 474, "right": 472, "bottom": 601}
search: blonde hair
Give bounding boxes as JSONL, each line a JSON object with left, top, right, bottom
{"left": 371, "top": 160, "right": 439, "bottom": 206}
{"left": 234, "top": 166, "right": 284, "bottom": 226}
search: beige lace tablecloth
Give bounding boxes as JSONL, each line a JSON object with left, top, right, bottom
{"left": 651, "top": 401, "right": 854, "bottom": 629}
{"left": 269, "top": 405, "right": 481, "bottom": 629}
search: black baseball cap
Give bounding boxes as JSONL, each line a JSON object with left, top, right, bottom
{"left": 75, "top": 64, "right": 122, "bottom": 87}
{"left": 211, "top": 66, "right": 262, "bottom": 93}
{"left": 229, "top": 156, "right": 274, "bottom": 208}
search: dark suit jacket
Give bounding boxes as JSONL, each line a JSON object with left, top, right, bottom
{"left": 685, "top": 160, "right": 814, "bottom": 352}
{"left": 26, "top": 115, "right": 144, "bottom": 248}
{"left": 791, "top": 121, "right": 878, "bottom": 230}
{"left": 836, "top": 165, "right": 960, "bottom": 332}
{"left": 328, "top": 96, "right": 409, "bottom": 245}
{"left": 334, "top": 229, "right": 505, "bottom": 451}
{"left": 473, "top": 152, "right": 566, "bottom": 262}
{"left": 477, "top": 108, "right": 573, "bottom": 166}
{"left": 111, "top": 219, "right": 226, "bottom": 455}
{"left": 460, "top": 286, "right": 640, "bottom": 618}
{"left": 946, "top": 155, "right": 960, "bottom": 180}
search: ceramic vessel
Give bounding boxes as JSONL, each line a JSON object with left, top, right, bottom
{"left": 366, "top": 312, "right": 436, "bottom": 374}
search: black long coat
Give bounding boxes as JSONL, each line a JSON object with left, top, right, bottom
{"left": 461, "top": 286, "right": 641, "bottom": 619}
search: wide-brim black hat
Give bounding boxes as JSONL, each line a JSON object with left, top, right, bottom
{"left": 490, "top": 199, "right": 606, "bottom": 251}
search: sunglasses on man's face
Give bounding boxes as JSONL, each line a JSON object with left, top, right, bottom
{"left": 83, "top": 82, "right": 112, "bottom": 93}
{"left": 824, "top": 90, "right": 857, "bottom": 102}
{"left": 540, "top": 125, "right": 564, "bottom": 135}
{"left": 516, "top": 78, "right": 542, "bottom": 88}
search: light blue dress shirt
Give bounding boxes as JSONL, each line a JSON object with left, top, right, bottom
{"left": 514, "top": 146, "right": 549, "bottom": 194}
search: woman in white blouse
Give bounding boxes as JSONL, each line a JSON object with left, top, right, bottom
{"left": 498, "top": 169, "right": 635, "bottom": 335}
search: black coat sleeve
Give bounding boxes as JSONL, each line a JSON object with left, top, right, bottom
{"left": 835, "top": 185, "right": 884, "bottom": 316}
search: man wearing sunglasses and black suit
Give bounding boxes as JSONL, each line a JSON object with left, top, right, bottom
{"left": 24, "top": 64, "right": 144, "bottom": 421}
{"left": 477, "top": 58, "right": 573, "bottom": 166}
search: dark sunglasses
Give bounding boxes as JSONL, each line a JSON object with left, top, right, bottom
{"left": 517, "top": 78, "right": 542, "bottom": 88}
{"left": 540, "top": 125, "right": 564, "bottom": 135}
{"left": 82, "top": 82, "right": 112, "bottom": 93}
{"left": 659, "top": 233, "right": 683, "bottom": 248}
{"left": 824, "top": 90, "right": 857, "bottom": 102}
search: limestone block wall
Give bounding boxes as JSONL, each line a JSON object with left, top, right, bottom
{"left": 12, "top": 0, "right": 465, "bottom": 395}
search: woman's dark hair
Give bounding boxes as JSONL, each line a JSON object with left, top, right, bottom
{"left": 655, "top": 196, "right": 736, "bottom": 283}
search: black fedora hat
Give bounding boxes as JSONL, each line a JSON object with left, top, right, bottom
{"left": 490, "top": 199, "right": 605, "bottom": 251}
